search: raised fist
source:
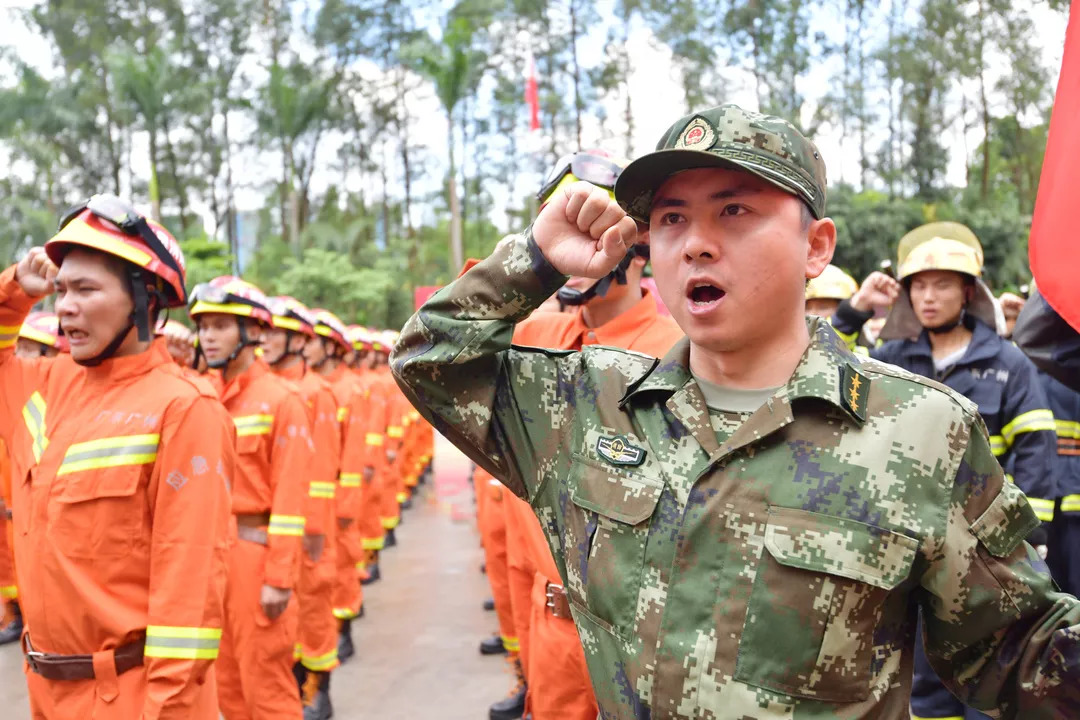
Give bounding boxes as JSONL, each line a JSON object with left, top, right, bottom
{"left": 850, "top": 271, "right": 900, "bottom": 313}
{"left": 15, "top": 248, "right": 58, "bottom": 298}
{"left": 532, "top": 181, "right": 639, "bottom": 279}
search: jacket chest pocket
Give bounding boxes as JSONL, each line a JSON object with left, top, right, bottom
{"left": 50, "top": 466, "right": 147, "bottom": 558}
{"left": 734, "top": 506, "right": 918, "bottom": 702}
{"left": 564, "top": 454, "right": 663, "bottom": 637}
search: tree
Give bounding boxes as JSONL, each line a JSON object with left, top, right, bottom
{"left": 405, "top": 13, "right": 484, "bottom": 272}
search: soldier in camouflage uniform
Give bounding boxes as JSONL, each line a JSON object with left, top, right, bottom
{"left": 391, "top": 104, "right": 1080, "bottom": 719}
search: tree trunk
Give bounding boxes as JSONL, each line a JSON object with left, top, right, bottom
{"left": 977, "top": 0, "right": 991, "bottom": 200}
{"left": 223, "top": 105, "right": 238, "bottom": 274}
{"left": 161, "top": 118, "right": 190, "bottom": 232}
{"left": 569, "top": 0, "right": 583, "bottom": 148}
{"left": 447, "top": 114, "right": 463, "bottom": 273}
{"left": 396, "top": 69, "right": 415, "bottom": 238}
{"left": 148, "top": 128, "right": 162, "bottom": 222}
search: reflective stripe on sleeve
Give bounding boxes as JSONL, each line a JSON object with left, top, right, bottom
{"left": 309, "top": 481, "right": 336, "bottom": 499}
{"left": 988, "top": 435, "right": 1006, "bottom": 457}
{"left": 1057, "top": 420, "right": 1080, "bottom": 456}
{"left": 339, "top": 473, "right": 362, "bottom": 488}
{"left": 0, "top": 585, "right": 17, "bottom": 600}
{"left": 267, "top": 514, "right": 306, "bottom": 537}
{"left": 386, "top": 425, "right": 404, "bottom": 439}
{"left": 57, "top": 434, "right": 160, "bottom": 475}
{"left": 365, "top": 433, "right": 384, "bottom": 447}
{"left": 1060, "top": 494, "right": 1080, "bottom": 513}
{"left": 1001, "top": 409, "right": 1056, "bottom": 446}
{"left": 0, "top": 324, "right": 19, "bottom": 349}
{"left": 21, "top": 391, "right": 48, "bottom": 463}
{"left": 234, "top": 414, "right": 274, "bottom": 437}
{"left": 144, "top": 625, "right": 222, "bottom": 660}
{"left": 1026, "top": 497, "right": 1055, "bottom": 523}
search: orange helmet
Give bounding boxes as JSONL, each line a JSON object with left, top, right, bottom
{"left": 347, "top": 324, "right": 373, "bottom": 351}
{"left": 48, "top": 195, "right": 187, "bottom": 308}
{"left": 188, "top": 276, "right": 273, "bottom": 325}
{"left": 268, "top": 296, "right": 318, "bottom": 337}
{"left": 20, "top": 311, "right": 68, "bottom": 353}
{"left": 312, "top": 309, "right": 351, "bottom": 353}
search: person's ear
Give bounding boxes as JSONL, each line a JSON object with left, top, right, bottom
{"left": 805, "top": 217, "right": 836, "bottom": 279}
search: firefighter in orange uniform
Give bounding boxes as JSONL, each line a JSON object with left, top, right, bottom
{"left": 494, "top": 150, "right": 685, "bottom": 720}
{"left": 303, "top": 310, "right": 366, "bottom": 662}
{"left": 2, "top": 194, "right": 233, "bottom": 719}
{"left": 346, "top": 326, "right": 388, "bottom": 583}
{"left": 0, "top": 311, "right": 70, "bottom": 646}
{"left": 376, "top": 331, "right": 409, "bottom": 546}
{"left": 265, "top": 297, "right": 341, "bottom": 720}
{"left": 190, "top": 276, "right": 313, "bottom": 720}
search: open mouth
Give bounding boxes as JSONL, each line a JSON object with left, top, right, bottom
{"left": 64, "top": 328, "right": 89, "bottom": 344}
{"left": 687, "top": 281, "right": 726, "bottom": 311}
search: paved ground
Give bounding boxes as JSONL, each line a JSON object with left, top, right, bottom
{"left": 0, "top": 488, "right": 509, "bottom": 719}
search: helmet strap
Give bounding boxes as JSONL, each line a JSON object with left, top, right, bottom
{"left": 555, "top": 252, "right": 635, "bottom": 307}
{"left": 207, "top": 317, "right": 258, "bottom": 370}
{"left": 267, "top": 331, "right": 306, "bottom": 367}
{"left": 927, "top": 308, "right": 969, "bottom": 335}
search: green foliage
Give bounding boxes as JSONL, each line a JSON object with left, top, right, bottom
{"left": 0, "top": 0, "right": 1066, "bottom": 312}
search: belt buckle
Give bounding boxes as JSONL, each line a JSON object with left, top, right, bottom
{"left": 545, "top": 585, "right": 557, "bottom": 611}
{"left": 22, "top": 635, "right": 44, "bottom": 674}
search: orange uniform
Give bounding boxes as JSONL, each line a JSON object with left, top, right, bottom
{"left": 325, "top": 364, "right": 367, "bottom": 622}
{"left": 0, "top": 438, "right": 15, "bottom": 605}
{"left": 500, "top": 290, "right": 683, "bottom": 719}
{"left": 274, "top": 362, "right": 341, "bottom": 674}
{"left": 352, "top": 368, "right": 388, "bottom": 556}
{"left": 0, "top": 268, "right": 234, "bottom": 720}
{"left": 379, "top": 369, "right": 411, "bottom": 531}
{"left": 214, "top": 359, "right": 313, "bottom": 720}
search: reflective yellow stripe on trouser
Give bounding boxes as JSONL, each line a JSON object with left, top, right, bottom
{"left": 0, "top": 585, "right": 17, "bottom": 600}
{"left": 268, "top": 515, "right": 305, "bottom": 537}
{"left": 234, "top": 414, "right": 274, "bottom": 437}
{"left": 365, "top": 433, "right": 384, "bottom": 447}
{"left": 21, "top": 391, "right": 48, "bottom": 463}
{"left": 145, "top": 625, "right": 222, "bottom": 660}
{"left": 339, "top": 473, "right": 361, "bottom": 489}
{"left": 57, "top": 434, "right": 160, "bottom": 475}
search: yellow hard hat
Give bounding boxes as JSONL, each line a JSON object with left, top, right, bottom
{"left": 896, "top": 222, "right": 983, "bottom": 281}
{"left": 806, "top": 264, "right": 858, "bottom": 301}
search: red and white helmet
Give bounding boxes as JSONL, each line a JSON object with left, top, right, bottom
{"left": 189, "top": 276, "right": 273, "bottom": 326}
{"left": 20, "top": 311, "right": 69, "bottom": 353}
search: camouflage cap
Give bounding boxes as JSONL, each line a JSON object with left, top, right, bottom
{"left": 615, "top": 104, "right": 828, "bottom": 223}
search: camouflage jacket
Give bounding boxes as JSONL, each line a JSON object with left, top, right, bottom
{"left": 391, "top": 232, "right": 1080, "bottom": 720}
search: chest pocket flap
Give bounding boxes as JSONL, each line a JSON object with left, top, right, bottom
{"left": 569, "top": 454, "right": 662, "bottom": 525}
{"left": 764, "top": 506, "right": 919, "bottom": 590}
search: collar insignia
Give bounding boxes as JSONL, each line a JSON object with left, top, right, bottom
{"left": 596, "top": 435, "right": 647, "bottom": 467}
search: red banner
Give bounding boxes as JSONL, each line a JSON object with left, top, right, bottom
{"left": 1029, "top": 0, "right": 1080, "bottom": 331}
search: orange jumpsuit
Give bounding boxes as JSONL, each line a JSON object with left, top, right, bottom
{"left": 273, "top": 362, "right": 341, "bottom": 674}
{"left": 504, "top": 290, "right": 683, "bottom": 719}
{"left": 215, "top": 359, "right": 312, "bottom": 720}
{"left": 0, "top": 267, "right": 234, "bottom": 720}
{"left": 0, "top": 438, "right": 16, "bottom": 607}
{"left": 325, "top": 364, "right": 366, "bottom": 622}
{"left": 352, "top": 368, "right": 388, "bottom": 558}
{"left": 378, "top": 368, "right": 409, "bottom": 532}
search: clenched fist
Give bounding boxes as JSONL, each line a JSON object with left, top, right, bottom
{"left": 15, "top": 248, "right": 59, "bottom": 298}
{"left": 532, "top": 181, "right": 639, "bottom": 279}
{"left": 850, "top": 271, "right": 900, "bottom": 313}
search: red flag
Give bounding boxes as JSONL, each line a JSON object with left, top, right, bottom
{"left": 525, "top": 51, "right": 540, "bottom": 132}
{"left": 1029, "top": 0, "right": 1080, "bottom": 330}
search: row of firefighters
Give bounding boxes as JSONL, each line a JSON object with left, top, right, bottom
{"left": 0, "top": 216, "right": 434, "bottom": 720}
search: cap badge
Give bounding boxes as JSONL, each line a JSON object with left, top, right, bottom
{"left": 675, "top": 117, "right": 717, "bottom": 150}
